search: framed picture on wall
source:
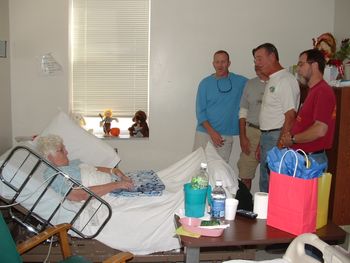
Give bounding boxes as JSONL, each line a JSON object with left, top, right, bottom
{"left": 0, "top": 41, "right": 7, "bottom": 58}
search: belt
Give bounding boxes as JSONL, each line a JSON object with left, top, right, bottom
{"left": 306, "top": 150, "right": 325, "bottom": 155}
{"left": 260, "top": 128, "right": 282, "bottom": 133}
{"left": 247, "top": 122, "right": 260, "bottom": 129}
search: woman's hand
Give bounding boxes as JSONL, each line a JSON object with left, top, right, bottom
{"left": 114, "top": 180, "right": 134, "bottom": 190}
{"left": 111, "top": 168, "right": 132, "bottom": 182}
{"left": 122, "top": 175, "right": 132, "bottom": 182}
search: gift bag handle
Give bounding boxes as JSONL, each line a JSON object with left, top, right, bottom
{"left": 278, "top": 149, "right": 309, "bottom": 177}
{"left": 296, "top": 149, "right": 309, "bottom": 168}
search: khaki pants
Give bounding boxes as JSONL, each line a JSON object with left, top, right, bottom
{"left": 237, "top": 126, "right": 261, "bottom": 179}
{"left": 193, "top": 131, "right": 233, "bottom": 163}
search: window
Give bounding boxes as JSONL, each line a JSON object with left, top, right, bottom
{"left": 71, "top": 0, "right": 150, "bottom": 125}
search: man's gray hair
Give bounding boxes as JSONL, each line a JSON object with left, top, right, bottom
{"left": 36, "top": 134, "right": 63, "bottom": 158}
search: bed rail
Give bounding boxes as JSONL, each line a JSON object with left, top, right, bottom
{"left": 0, "top": 145, "right": 112, "bottom": 239}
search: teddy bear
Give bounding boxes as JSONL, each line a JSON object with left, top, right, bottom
{"left": 128, "top": 110, "right": 149, "bottom": 137}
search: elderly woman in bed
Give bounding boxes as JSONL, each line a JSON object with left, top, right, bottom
{"left": 36, "top": 134, "right": 133, "bottom": 201}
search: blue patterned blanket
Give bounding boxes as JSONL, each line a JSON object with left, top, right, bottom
{"left": 110, "top": 170, "right": 165, "bottom": 197}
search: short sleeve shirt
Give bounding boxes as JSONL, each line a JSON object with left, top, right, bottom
{"left": 259, "top": 69, "right": 300, "bottom": 130}
{"left": 291, "top": 80, "right": 336, "bottom": 152}
{"left": 239, "top": 77, "right": 266, "bottom": 126}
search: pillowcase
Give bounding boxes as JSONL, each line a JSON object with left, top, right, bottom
{"left": 34, "top": 111, "right": 120, "bottom": 167}
{"left": 205, "top": 142, "right": 238, "bottom": 196}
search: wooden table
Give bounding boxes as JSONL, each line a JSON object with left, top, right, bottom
{"left": 175, "top": 215, "right": 346, "bottom": 263}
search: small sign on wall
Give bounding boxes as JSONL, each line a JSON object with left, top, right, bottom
{"left": 0, "top": 41, "right": 7, "bottom": 58}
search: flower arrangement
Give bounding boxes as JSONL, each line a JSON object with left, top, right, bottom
{"left": 333, "top": 38, "right": 350, "bottom": 62}
{"left": 329, "top": 38, "right": 350, "bottom": 78}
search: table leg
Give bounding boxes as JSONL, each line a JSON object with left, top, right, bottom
{"left": 185, "top": 247, "right": 200, "bottom": 263}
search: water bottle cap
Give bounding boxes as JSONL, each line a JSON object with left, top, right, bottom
{"left": 200, "top": 163, "right": 208, "bottom": 169}
{"left": 215, "top": 180, "right": 223, "bottom": 186}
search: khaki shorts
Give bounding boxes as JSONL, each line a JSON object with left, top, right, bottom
{"left": 237, "top": 126, "right": 261, "bottom": 179}
{"left": 193, "top": 131, "right": 233, "bottom": 163}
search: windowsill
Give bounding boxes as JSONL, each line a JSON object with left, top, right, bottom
{"left": 83, "top": 117, "right": 149, "bottom": 140}
{"left": 94, "top": 132, "right": 149, "bottom": 140}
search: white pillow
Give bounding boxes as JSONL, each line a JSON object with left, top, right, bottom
{"left": 205, "top": 142, "right": 238, "bottom": 196}
{"left": 34, "top": 111, "right": 120, "bottom": 167}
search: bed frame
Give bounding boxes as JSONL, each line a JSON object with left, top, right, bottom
{"left": 0, "top": 145, "right": 112, "bottom": 239}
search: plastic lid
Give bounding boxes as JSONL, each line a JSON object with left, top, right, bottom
{"left": 200, "top": 163, "right": 208, "bottom": 169}
{"left": 215, "top": 180, "right": 223, "bottom": 186}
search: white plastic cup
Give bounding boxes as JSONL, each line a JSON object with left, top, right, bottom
{"left": 225, "top": 198, "right": 239, "bottom": 220}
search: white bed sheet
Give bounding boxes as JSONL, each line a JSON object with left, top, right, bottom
{"left": 94, "top": 147, "right": 207, "bottom": 254}
{"left": 0, "top": 144, "right": 238, "bottom": 255}
{"left": 80, "top": 142, "right": 238, "bottom": 254}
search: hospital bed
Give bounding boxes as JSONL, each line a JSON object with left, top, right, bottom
{"left": 1, "top": 143, "right": 246, "bottom": 262}
{"left": 0, "top": 112, "right": 243, "bottom": 262}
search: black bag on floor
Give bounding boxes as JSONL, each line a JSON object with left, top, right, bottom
{"left": 236, "top": 180, "right": 253, "bottom": 211}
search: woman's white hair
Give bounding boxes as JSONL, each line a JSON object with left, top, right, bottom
{"left": 36, "top": 134, "right": 63, "bottom": 158}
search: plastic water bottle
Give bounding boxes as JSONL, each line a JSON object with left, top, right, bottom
{"left": 191, "top": 163, "right": 209, "bottom": 189}
{"left": 211, "top": 180, "right": 226, "bottom": 220}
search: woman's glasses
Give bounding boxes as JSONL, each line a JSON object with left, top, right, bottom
{"left": 217, "top": 77, "right": 233, "bottom": 93}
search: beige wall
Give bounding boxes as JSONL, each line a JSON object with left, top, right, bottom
{"left": 334, "top": 0, "right": 350, "bottom": 43}
{"left": 0, "top": 0, "right": 12, "bottom": 155}
{"left": 9, "top": 0, "right": 70, "bottom": 140}
{"left": 8, "top": 0, "right": 343, "bottom": 172}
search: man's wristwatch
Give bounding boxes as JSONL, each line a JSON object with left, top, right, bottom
{"left": 291, "top": 135, "right": 296, "bottom": 144}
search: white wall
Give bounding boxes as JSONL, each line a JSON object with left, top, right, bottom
{"left": 0, "top": 0, "right": 12, "bottom": 155}
{"left": 9, "top": 0, "right": 336, "bottom": 172}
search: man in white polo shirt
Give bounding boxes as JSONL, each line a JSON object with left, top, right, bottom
{"left": 253, "top": 43, "right": 300, "bottom": 193}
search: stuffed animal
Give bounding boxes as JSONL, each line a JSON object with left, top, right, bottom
{"left": 70, "top": 112, "right": 86, "bottom": 127}
{"left": 313, "top": 33, "right": 336, "bottom": 62}
{"left": 128, "top": 110, "right": 149, "bottom": 137}
{"left": 110, "top": 127, "right": 120, "bottom": 137}
{"left": 99, "top": 109, "right": 118, "bottom": 136}
{"left": 70, "top": 112, "right": 94, "bottom": 133}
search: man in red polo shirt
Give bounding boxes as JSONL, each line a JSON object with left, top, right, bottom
{"left": 280, "top": 48, "right": 336, "bottom": 166}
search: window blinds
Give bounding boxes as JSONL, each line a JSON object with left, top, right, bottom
{"left": 71, "top": 0, "right": 149, "bottom": 117}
